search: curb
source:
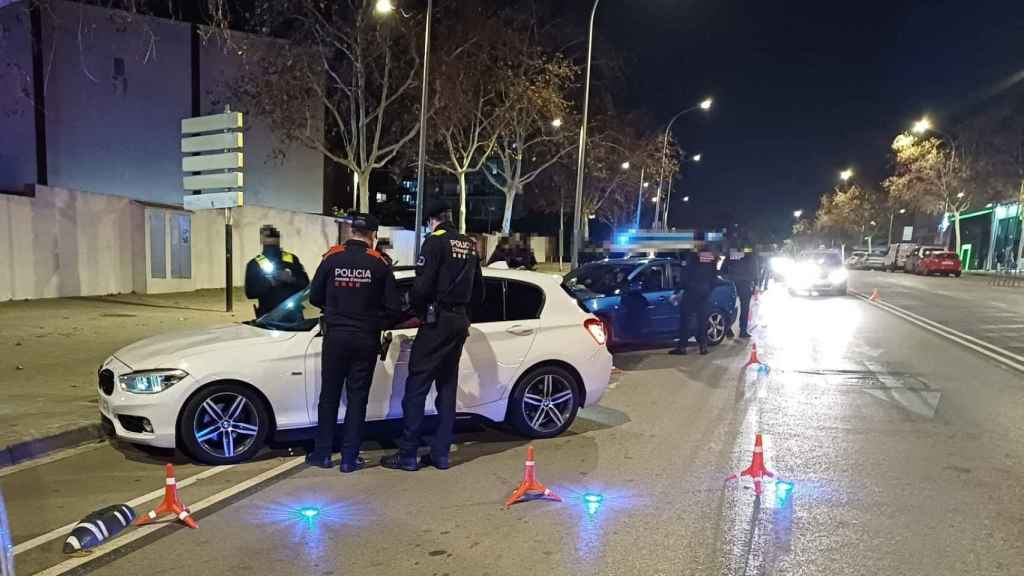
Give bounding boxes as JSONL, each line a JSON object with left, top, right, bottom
{"left": 0, "top": 424, "right": 106, "bottom": 468}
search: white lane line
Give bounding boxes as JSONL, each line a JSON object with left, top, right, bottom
{"left": 851, "top": 291, "right": 1024, "bottom": 374}
{"left": 13, "top": 464, "right": 234, "bottom": 555}
{"left": 0, "top": 442, "right": 106, "bottom": 478}
{"left": 33, "top": 456, "right": 304, "bottom": 576}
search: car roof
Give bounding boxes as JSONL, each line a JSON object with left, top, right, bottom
{"left": 394, "top": 267, "right": 567, "bottom": 288}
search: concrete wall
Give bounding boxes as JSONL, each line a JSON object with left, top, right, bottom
{"left": 0, "top": 1, "right": 324, "bottom": 212}
{"left": 0, "top": 1, "right": 37, "bottom": 192}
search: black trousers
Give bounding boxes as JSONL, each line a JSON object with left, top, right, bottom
{"left": 398, "top": 311, "right": 470, "bottom": 458}
{"left": 736, "top": 282, "right": 754, "bottom": 335}
{"left": 314, "top": 331, "right": 379, "bottom": 460}
{"left": 677, "top": 295, "right": 708, "bottom": 349}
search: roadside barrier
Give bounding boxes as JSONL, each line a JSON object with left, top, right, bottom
{"left": 990, "top": 270, "right": 1024, "bottom": 288}
{"left": 726, "top": 433, "right": 775, "bottom": 495}
{"left": 504, "top": 446, "right": 561, "bottom": 508}
{"left": 135, "top": 464, "right": 198, "bottom": 529}
{"left": 62, "top": 505, "right": 135, "bottom": 555}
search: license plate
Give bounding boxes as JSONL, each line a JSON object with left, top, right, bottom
{"left": 100, "top": 398, "right": 110, "bottom": 415}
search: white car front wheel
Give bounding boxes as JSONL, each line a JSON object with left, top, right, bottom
{"left": 179, "top": 383, "right": 270, "bottom": 464}
{"left": 507, "top": 366, "right": 580, "bottom": 438}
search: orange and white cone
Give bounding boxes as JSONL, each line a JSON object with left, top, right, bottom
{"left": 504, "top": 446, "right": 561, "bottom": 508}
{"left": 135, "top": 463, "right": 198, "bottom": 529}
{"left": 726, "top": 433, "right": 775, "bottom": 495}
{"left": 743, "top": 343, "right": 764, "bottom": 369}
{"left": 869, "top": 289, "right": 880, "bottom": 302}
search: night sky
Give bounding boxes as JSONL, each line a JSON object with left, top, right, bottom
{"left": 588, "top": 0, "right": 1024, "bottom": 241}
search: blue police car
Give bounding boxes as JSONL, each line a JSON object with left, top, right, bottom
{"left": 563, "top": 258, "right": 737, "bottom": 349}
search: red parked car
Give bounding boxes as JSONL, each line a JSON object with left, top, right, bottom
{"left": 916, "top": 251, "right": 962, "bottom": 277}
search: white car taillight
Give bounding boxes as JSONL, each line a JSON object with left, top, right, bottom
{"left": 584, "top": 318, "right": 607, "bottom": 346}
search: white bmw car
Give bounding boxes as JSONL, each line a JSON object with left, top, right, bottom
{"left": 98, "top": 269, "right": 613, "bottom": 464}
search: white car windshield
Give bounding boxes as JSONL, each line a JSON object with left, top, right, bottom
{"left": 251, "top": 288, "right": 319, "bottom": 332}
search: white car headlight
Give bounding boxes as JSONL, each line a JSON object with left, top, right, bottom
{"left": 828, "top": 268, "right": 848, "bottom": 284}
{"left": 119, "top": 369, "right": 188, "bottom": 394}
{"left": 789, "top": 263, "right": 817, "bottom": 288}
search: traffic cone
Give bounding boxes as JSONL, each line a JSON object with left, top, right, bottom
{"left": 504, "top": 446, "right": 561, "bottom": 508}
{"left": 135, "top": 463, "right": 198, "bottom": 529}
{"left": 743, "top": 343, "right": 764, "bottom": 369}
{"left": 869, "top": 289, "right": 880, "bottom": 302}
{"left": 726, "top": 433, "right": 775, "bottom": 495}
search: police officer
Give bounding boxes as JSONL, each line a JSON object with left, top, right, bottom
{"left": 724, "top": 247, "right": 757, "bottom": 338}
{"left": 381, "top": 200, "right": 484, "bottom": 471}
{"left": 670, "top": 250, "right": 715, "bottom": 355}
{"left": 244, "top": 226, "right": 309, "bottom": 317}
{"left": 306, "top": 214, "right": 401, "bottom": 473}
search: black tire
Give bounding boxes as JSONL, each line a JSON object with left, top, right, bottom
{"left": 506, "top": 365, "right": 580, "bottom": 439}
{"left": 706, "top": 308, "right": 728, "bottom": 346}
{"left": 954, "top": 272, "right": 962, "bottom": 278}
{"left": 179, "top": 382, "right": 271, "bottom": 464}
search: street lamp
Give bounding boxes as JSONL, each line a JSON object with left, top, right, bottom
{"left": 692, "top": 154, "right": 702, "bottom": 162}
{"left": 793, "top": 210, "right": 803, "bottom": 219}
{"left": 661, "top": 151, "right": 703, "bottom": 228}
{"left": 378, "top": 0, "right": 432, "bottom": 259}
{"left": 840, "top": 168, "right": 853, "bottom": 182}
{"left": 551, "top": 117, "right": 563, "bottom": 129}
{"left": 621, "top": 161, "right": 630, "bottom": 171}
{"left": 571, "top": 0, "right": 601, "bottom": 270}
{"left": 899, "top": 208, "right": 907, "bottom": 214}
{"left": 682, "top": 195, "right": 690, "bottom": 202}
{"left": 912, "top": 117, "right": 932, "bottom": 134}
{"left": 653, "top": 98, "right": 713, "bottom": 227}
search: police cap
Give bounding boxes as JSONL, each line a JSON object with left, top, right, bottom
{"left": 350, "top": 213, "right": 379, "bottom": 232}
{"left": 260, "top": 225, "right": 280, "bottom": 239}
{"left": 424, "top": 199, "right": 452, "bottom": 222}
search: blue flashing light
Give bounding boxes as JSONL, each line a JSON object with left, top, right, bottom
{"left": 773, "top": 481, "right": 794, "bottom": 508}
{"left": 582, "top": 493, "right": 604, "bottom": 515}
{"left": 298, "top": 506, "right": 320, "bottom": 519}
{"left": 616, "top": 234, "right": 630, "bottom": 245}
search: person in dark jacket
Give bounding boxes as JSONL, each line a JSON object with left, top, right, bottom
{"left": 244, "top": 226, "right": 309, "bottom": 318}
{"left": 306, "top": 214, "right": 401, "bottom": 473}
{"left": 381, "top": 200, "right": 485, "bottom": 472}
{"left": 724, "top": 248, "right": 757, "bottom": 338}
{"left": 670, "top": 251, "right": 715, "bottom": 355}
{"left": 487, "top": 238, "right": 511, "bottom": 266}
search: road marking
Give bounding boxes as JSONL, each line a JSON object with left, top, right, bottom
{"left": 33, "top": 456, "right": 304, "bottom": 576}
{"left": 851, "top": 291, "right": 1024, "bottom": 374}
{"left": 13, "top": 464, "right": 234, "bottom": 554}
{"left": 0, "top": 442, "right": 106, "bottom": 478}
{"left": 862, "top": 360, "right": 941, "bottom": 418}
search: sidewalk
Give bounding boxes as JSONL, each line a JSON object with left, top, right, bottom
{"left": 0, "top": 289, "right": 248, "bottom": 466}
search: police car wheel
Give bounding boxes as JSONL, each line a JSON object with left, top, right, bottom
{"left": 179, "top": 383, "right": 270, "bottom": 465}
{"left": 706, "top": 309, "right": 728, "bottom": 346}
{"left": 507, "top": 366, "right": 580, "bottom": 438}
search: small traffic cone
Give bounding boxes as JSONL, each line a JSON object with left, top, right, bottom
{"left": 135, "top": 463, "right": 198, "bottom": 529}
{"left": 726, "top": 433, "right": 775, "bottom": 495}
{"left": 868, "top": 289, "right": 880, "bottom": 302}
{"left": 504, "top": 446, "right": 561, "bottom": 508}
{"left": 743, "top": 343, "right": 764, "bottom": 369}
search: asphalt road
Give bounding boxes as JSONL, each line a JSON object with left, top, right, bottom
{"left": 3, "top": 285, "right": 1023, "bottom": 575}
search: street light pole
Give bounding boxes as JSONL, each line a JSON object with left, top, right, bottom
{"left": 571, "top": 0, "right": 600, "bottom": 270}
{"left": 412, "top": 0, "right": 433, "bottom": 261}
{"left": 653, "top": 99, "right": 711, "bottom": 228}
{"left": 634, "top": 166, "right": 645, "bottom": 229}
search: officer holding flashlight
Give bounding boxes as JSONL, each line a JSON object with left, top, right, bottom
{"left": 244, "top": 225, "right": 309, "bottom": 318}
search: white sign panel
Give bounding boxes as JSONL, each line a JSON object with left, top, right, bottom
{"left": 182, "top": 152, "right": 244, "bottom": 172}
{"left": 181, "top": 111, "right": 243, "bottom": 134}
{"left": 183, "top": 172, "right": 244, "bottom": 191}
{"left": 184, "top": 191, "right": 244, "bottom": 211}
{"left": 902, "top": 226, "right": 913, "bottom": 242}
{"left": 182, "top": 132, "right": 243, "bottom": 153}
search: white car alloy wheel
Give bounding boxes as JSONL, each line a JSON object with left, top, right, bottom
{"left": 180, "top": 384, "right": 270, "bottom": 464}
{"left": 508, "top": 366, "right": 580, "bottom": 438}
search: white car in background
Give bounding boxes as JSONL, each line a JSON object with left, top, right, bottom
{"left": 97, "top": 269, "right": 612, "bottom": 464}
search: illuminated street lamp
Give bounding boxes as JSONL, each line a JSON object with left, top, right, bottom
{"left": 956, "top": 191, "right": 965, "bottom": 199}
{"left": 661, "top": 151, "right": 704, "bottom": 227}
{"left": 840, "top": 168, "right": 853, "bottom": 182}
{"left": 551, "top": 117, "right": 563, "bottom": 128}
{"left": 653, "top": 98, "right": 714, "bottom": 227}
{"left": 682, "top": 195, "right": 690, "bottom": 202}
{"left": 899, "top": 208, "right": 907, "bottom": 214}
{"left": 912, "top": 117, "right": 932, "bottom": 134}
{"left": 621, "top": 161, "right": 630, "bottom": 170}
{"left": 692, "top": 154, "right": 702, "bottom": 162}
{"left": 700, "top": 98, "right": 713, "bottom": 110}
{"left": 793, "top": 209, "right": 803, "bottom": 219}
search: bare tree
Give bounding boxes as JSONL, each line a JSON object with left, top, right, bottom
{"left": 227, "top": 0, "right": 421, "bottom": 213}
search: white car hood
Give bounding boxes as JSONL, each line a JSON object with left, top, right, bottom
{"left": 113, "top": 324, "right": 297, "bottom": 370}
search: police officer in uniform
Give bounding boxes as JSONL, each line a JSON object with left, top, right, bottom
{"left": 244, "top": 226, "right": 309, "bottom": 317}
{"left": 381, "top": 200, "right": 484, "bottom": 471}
{"left": 306, "top": 215, "right": 401, "bottom": 473}
{"left": 724, "top": 247, "right": 757, "bottom": 338}
{"left": 670, "top": 250, "right": 715, "bottom": 355}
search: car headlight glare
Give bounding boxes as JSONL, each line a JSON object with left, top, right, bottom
{"left": 828, "top": 268, "right": 848, "bottom": 284}
{"left": 119, "top": 369, "right": 188, "bottom": 394}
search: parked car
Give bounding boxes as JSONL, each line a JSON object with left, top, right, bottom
{"left": 863, "top": 250, "right": 887, "bottom": 271}
{"left": 846, "top": 251, "right": 867, "bottom": 269}
{"left": 98, "top": 269, "right": 613, "bottom": 464}
{"left": 786, "top": 250, "right": 848, "bottom": 295}
{"left": 562, "top": 258, "right": 737, "bottom": 349}
{"left": 904, "top": 245, "right": 948, "bottom": 274}
{"left": 883, "top": 242, "right": 919, "bottom": 272}
{"left": 916, "top": 251, "right": 962, "bottom": 277}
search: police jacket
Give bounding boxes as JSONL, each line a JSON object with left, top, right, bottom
{"left": 244, "top": 248, "right": 309, "bottom": 315}
{"left": 684, "top": 254, "right": 717, "bottom": 301}
{"left": 724, "top": 254, "right": 758, "bottom": 286}
{"left": 413, "top": 222, "right": 485, "bottom": 313}
{"left": 309, "top": 239, "right": 402, "bottom": 335}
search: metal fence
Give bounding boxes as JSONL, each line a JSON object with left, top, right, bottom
{"left": 990, "top": 269, "right": 1024, "bottom": 287}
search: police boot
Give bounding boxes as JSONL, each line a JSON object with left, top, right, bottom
{"left": 380, "top": 452, "right": 420, "bottom": 472}
{"left": 669, "top": 346, "right": 687, "bottom": 355}
{"left": 305, "top": 452, "right": 333, "bottom": 469}
{"left": 340, "top": 455, "right": 367, "bottom": 474}
{"left": 420, "top": 453, "right": 450, "bottom": 470}
{"left": 699, "top": 343, "right": 709, "bottom": 355}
